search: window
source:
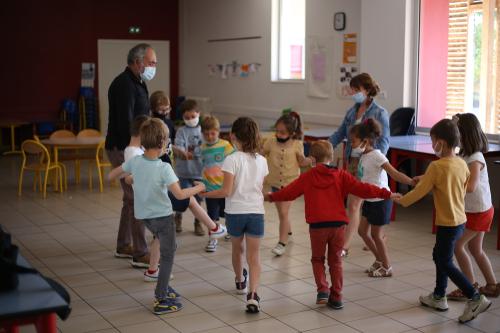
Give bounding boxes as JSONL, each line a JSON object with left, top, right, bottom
{"left": 419, "top": 0, "right": 499, "bottom": 134}
{"left": 271, "top": 0, "right": 306, "bottom": 81}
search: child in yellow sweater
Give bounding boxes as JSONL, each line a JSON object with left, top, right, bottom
{"left": 395, "top": 119, "right": 490, "bottom": 324}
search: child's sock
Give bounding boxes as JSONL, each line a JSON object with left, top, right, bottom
{"left": 211, "top": 224, "right": 219, "bottom": 232}
{"left": 147, "top": 268, "right": 158, "bottom": 274}
{"left": 278, "top": 242, "right": 286, "bottom": 247}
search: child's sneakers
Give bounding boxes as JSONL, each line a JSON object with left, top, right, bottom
{"left": 236, "top": 268, "right": 248, "bottom": 295}
{"left": 327, "top": 297, "right": 344, "bottom": 310}
{"left": 419, "top": 293, "right": 448, "bottom": 311}
{"left": 166, "top": 286, "right": 181, "bottom": 299}
{"left": 458, "top": 294, "right": 491, "bottom": 323}
{"left": 246, "top": 292, "right": 261, "bottom": 313}
{"left": 205, "top": 239, "right": 218, "bottom": 252}
{"left": 144, "top": 270, "right": 174, "bottom": 282}
{"left": 316, "top": 292, "right": 330, "bottom": 304}
{"left": 209, "top": 223, "right": 227, "bottom": 239}
{"left": 153, "top": 298, "right": 183, "bottom": 315}
{"left": 271, "top": 242, "right": 286, "bottom": 256}
{"left": 224, "top": 234, "right": 231, "bottom": 241}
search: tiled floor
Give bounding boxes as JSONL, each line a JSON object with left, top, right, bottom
{"left": 2, "top": 156, "right": 500, "bottom": 333}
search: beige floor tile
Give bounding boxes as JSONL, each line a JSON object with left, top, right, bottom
{"left": 116, "top": 320, "right": 178, "bottom": 333}
{"left": 57, "top": 313, "right": 112, "bottom": 333}
{"left": 260, "top": 297, "right": 309, "bottom": 317}
{"left": 348, "top": 315, "right": 411, "bottom": 333}
{"left": 164, "top": 312, "right": 227, "bottom": 333}
{"left": 72, "top": 282, "right": 124, "bottom": 299}
{"left": 341, "top": 284, "right": 384, "bottom": 301}
{"left": 197, "top": 327, "right": 239, "bottom": 333}
{"left": 355, "top": 294, "right": 414, "bottom": 314}
{"left": 316, "top": 302, "right": 378, "bottom": 323}
{"left": 174, "top": 281, "right": 224, "bottom": 298}
{"left": 420, "top": 320, "right": 484, "bottom": 333}
{"left": 386, "top": 307, "right": 449, "bottom": 328}
{"left": 101, "top": 306, "right": 159, "bottom": 327}
{"left": 190, "top": 293, "right": 244, "bottom": 310}
{"left": 233, "top": 318, "right": 297, "bottom": 333}
{"left": 267, "top": 279, "right": 316, "bottom": 296}
{"left": 276, "top": 309, "right": 339, "bottom": 331}
{"left": 463, "top": 312, "right": 500, "bottom": 333}
{"left": 209, "top": 304, "right": 270, "bottom": 325}
{"left": 304, "top": 323, "right": 360, "bottom": 333}
{"left": 60, "top": 272, "right": 109, "bottom": 288}
{"left": 86, "top": 294, "right": 141, "bottom": 312}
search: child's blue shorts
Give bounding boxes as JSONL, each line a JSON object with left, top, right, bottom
{"left": 225, "top": 213, "right": 264, "bottom": 238}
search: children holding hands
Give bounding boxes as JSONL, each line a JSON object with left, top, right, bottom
{"left": 394, "top": 119, "right": 491, "bottom": 323}
{"left": 265, "top": 140, "right": 401, "bottom": 308}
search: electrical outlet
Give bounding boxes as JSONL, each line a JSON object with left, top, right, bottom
{"left": 379, "top": 90, "right": 387, "bottom": 99}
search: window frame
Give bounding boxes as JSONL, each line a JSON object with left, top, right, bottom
{"left": 271, "top": 0, "right": 306, "bottom": 83}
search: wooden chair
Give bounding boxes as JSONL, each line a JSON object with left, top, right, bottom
{"left": 76, "top": 129, "right": 102, "bottom": 189}
{"left": 18, "top": 140, "right": 63, "bottom": 198}
{"left": 95, "top": 141, "right": 113, "bottom": 192}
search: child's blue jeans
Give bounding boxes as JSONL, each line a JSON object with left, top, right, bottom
{"left": 433, "top": 224, "right": 478, "bottom": 299}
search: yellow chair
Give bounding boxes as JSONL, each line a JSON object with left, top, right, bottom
{"left": 95, "top": 141, "right": 113, "bottom": 192}
{"left": 76, "top": 129, "right": 102, "bottom": 189}
{"left": 49, "top": 130, "right": 76, "bottom": 186}
{"left": 37, "top": 134, "right": 68, "bottom": 190}
{"left": 18, "top": 140, "right": 63, "bottom": 198}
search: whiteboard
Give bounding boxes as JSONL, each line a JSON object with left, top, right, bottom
{"left": 97, "top": 39, "right": 170, "bottom": 134}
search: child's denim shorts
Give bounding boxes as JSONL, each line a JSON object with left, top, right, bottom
{"left": 225, "top": 213, "right": 265, "bottom": 238}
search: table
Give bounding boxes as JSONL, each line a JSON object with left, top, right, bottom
{"left": 0, "top": 255, "right": 69, "bottom": 333}
{"left": 41, "top": 137, "right": 104, "bottom": 165}
{"left": 389, "top": 135, "right": 500, "bottom": 249}
{"left": 0, "top": 121, "right": 30, "bottom": 155}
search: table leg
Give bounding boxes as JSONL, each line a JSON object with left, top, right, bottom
{"left": 34, "top": 313, "right": 56, "bottom": 333}
{"left": 390, "top": 150, "right": 398, "bottom": 221}
{"left": 3, "top": 125, "right": 22, "bottom": 155}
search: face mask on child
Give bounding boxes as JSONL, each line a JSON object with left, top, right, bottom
{"left": 433, "top": 141, "right": 443, "bottom": 158}
{"left": 351, "top": 143, "right": 366, "bottom": 158}
{"left": 184, "top": 116, "right": 199, "bottom": 128}
{"left": 276, "top": 136, "right": 290, "bottom": 144}
{"left": 352, "top": 92, "right": 366, "bottom": 104}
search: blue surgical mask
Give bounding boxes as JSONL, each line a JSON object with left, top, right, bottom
{"left": 352, "top": 92, "right": 366, "bottom": 104}
{"left": 140, "top": 66, "right": 156, "bottom": 81}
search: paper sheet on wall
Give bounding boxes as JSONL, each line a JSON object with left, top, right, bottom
{"left": 342, "top": 33, "right": 357, "bottom": 64}
{"left": 307, "top": 36, "right": 333, "bottom": 98}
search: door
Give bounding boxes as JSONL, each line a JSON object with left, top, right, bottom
{"left": 97, "top": 39, "right": 170, "bottom": 134}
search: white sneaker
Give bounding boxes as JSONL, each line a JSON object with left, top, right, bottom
{"left": 209, "top": 224, "right": 227, "bottom": 239}
{"left": 271, "top": 243, "right": 286, "bottom": 256}
{"left": 419, "top": 293, "right": 448, "bottom": 311}
{"left": 458, "top": 295, "right": 491, "bottom": 323}
{"left": 144, "top": 269, "right": 158, "bottom": 282}
{"left": 144, "top": 269, "right": 174, "bottom": 282}
{"left": 224, "top": 234, "right": 231, "bottom": 241}
{"left": 205, "top": 239, "right": 218, "bottom": 252}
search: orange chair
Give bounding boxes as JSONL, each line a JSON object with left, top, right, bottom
{"left": 95, "top": 141, "right": 113, "bottom": 192}
{"left": 76, "top": 129, "right": 102, "bottom": 189}
{"left": 18, "top": 140, "right": 63, "bottom": 198}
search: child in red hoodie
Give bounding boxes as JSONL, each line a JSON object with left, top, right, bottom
{"left": 265, "top": 140, "right": 400, "bottom": 309}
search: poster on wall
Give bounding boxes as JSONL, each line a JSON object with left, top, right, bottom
{"left": 337, "top": 65, "right": 358, "bottom": 98}
{"left": 306, "top": 36, "right": 333, "bottom": 98}
{"left": 81, "top": 63, "right": 95, "bottom": 87}
{"left": 342, "top": 33, "right": 357, "bottom": 64}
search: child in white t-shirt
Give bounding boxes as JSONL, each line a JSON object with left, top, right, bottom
{"left": 201, "top": 117, "right": 268, "bottom": 313}
{"left": 349, "top": 118, "right": 414, "bottom": 277}
{"left": 447, "top": 113, "right": 499, "bottom": 299}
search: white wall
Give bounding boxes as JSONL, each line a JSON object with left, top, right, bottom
{"left": 360, "top": 0, "right": 415, "bottom": 113}
{"left": 180, "top": 0, "right": 363, "bottom": 129}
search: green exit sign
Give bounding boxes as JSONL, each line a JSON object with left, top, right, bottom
{"left": 129, "top": 26, "right": 141, "bottom": 34}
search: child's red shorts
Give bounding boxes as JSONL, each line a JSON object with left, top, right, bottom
{"left": 465, "top": 206, "right": 494, "bottom": 232}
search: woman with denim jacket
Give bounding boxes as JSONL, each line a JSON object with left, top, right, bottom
{"left": 329, "top": 73, "right": 390, "bottom": 257}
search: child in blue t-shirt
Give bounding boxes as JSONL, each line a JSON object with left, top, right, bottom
{"left": 109, "top": 118, "right": 206, "bottom": 315}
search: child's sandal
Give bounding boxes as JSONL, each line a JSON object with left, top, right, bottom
{"left": 479, "top": 283, "right": 500, "bottom": 297}
{"left": 365, "top": 260, "right": 382, "bottom": 273}
{"left": 340, "top": 248, "right": 349, "bottom": 257}
{"left": 446, "top": 288, "right": 466, "bottom": 301}
{"left": 368, "top": 266, "right": 392, "bottom": 278}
